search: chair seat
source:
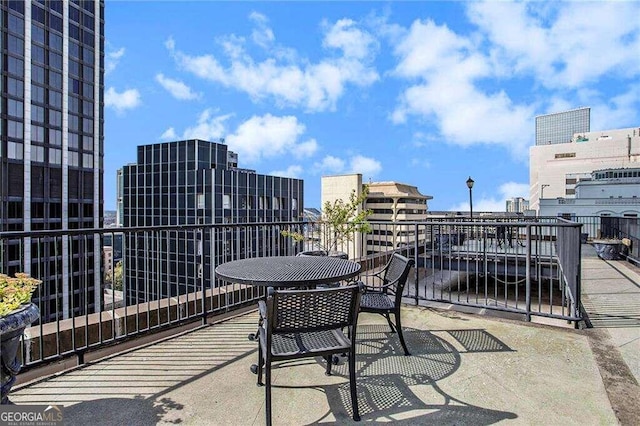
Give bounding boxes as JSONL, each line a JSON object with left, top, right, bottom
{"left": 360, "top": 292, "right": 394, "bottom": 311}
{"left": 260, "top": 328, "right": 351, "bottom": 358}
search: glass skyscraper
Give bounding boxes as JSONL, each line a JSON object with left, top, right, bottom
{"left": 0, "top": 1, "right": 105, "bottom": 322}
{"left": 535, "top": 107, "right": 590, "bottom": 146}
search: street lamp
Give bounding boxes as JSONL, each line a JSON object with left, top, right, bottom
{"left": 466, "top": 176, "right": 474, "bottom": 218}
{"left": 540, "top": 184, "right": 550, "bottom": 199}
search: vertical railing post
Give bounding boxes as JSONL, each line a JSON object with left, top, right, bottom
{"left": 413, "top": 223, "right": 419, "bottom": 305}
{"left": 525, "top": 224, "right": 532, "bottom": 322}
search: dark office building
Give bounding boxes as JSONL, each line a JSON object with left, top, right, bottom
{"left": 119, "top": 139, "right": 303, "bottom": 303}
{"left": 535, "top": 107, "right": 590, "bottom": 146}
{"left": 0, "top": 1, "right": 105, "bottom": 322}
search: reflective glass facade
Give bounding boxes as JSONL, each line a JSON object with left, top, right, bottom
{"left": 535, "top": 107, "right": 590, "bottom": 146}
{"left": 120, "top": 140, "right": 304, "bottom": 303}
{"left": 1, "top": 0, "right": 105, "bottom": 323}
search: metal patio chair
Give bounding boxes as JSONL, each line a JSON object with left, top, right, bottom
{"left": 257, "top": 283, "right": 364, "bottom": 425}
{"left": 358, "top": 253, "right": 414, "bottom": 356}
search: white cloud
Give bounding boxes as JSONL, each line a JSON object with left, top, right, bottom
{"left": 466, "top": 2, "right": 640, "bottom": 89}
{"left": 348, "top": 155, "right": 382, "bottom": 177}
{"left": 167, "top": 17, "right": 379, "bottom": 112}
{"left": 164, "top": 111, "right": 317, "bottom": 163}
{"left": 390, "top": 18, "right": 535, "bottom": 159}
{"left": 181, "top": 109, "right": 231, "bottom": 141}
{"left": 312, "top": 154, "right": 381, "bottom": 177}
{"left": 105, "top": 46, "right": 125, "bottom": 75}
{"left": 249, "top": 11, "right": 275, "bottom": 49}
{"left": 269, "top": 165, "right": 303, "bottom": 179}
{"left": 387, "top": 2, "right": 640, "bottom": 160}
{"left": 105, "top": 87, "right": 141, "bottom": 113}
{"left": 322, "top": 18, "right": 377, "bottom": 60}
{"left": 226, "top": 114, "right": 314, "bottom": 163}
{"left": 160, "top": 127, "right": 177, "bottom": 140}
{"left": 314, "top": 155, "right": 346, "bottom": 174}
{"left": 155, "top": 73, "right": 201, "bottom": 100}
{"left": 449, "top": 181, "right": 529, "bottom": 212}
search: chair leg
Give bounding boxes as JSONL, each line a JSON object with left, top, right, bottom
{"left": 348, "top": 350, "right": 360, "bottom": 421}
{"left": 384, "top": 312, "right": 396, "bottom": 333}
{"left": 394, "top": 310, "right": 410, "bottom": 356}
{"left": 265, "top": 359, "right": 272, "bottom": 426}
{"left": 257, "top": 343, "right": 264, "bottom": 386}
{"left": 325, "top": 355, "right": 333, "bottom": 376}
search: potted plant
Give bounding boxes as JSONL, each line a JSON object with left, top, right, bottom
{"left": 0, "top": 273, "right": 41, "bottom": 404}
{"left": 283, "top": 186, "right": 373, "bottom": 259}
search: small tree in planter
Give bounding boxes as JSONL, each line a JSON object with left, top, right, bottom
{"left": 0, "top": 273, "right": 41, "bottom": 404}
{"left": 283, "top": 186, "right": 373, "bottom": 258}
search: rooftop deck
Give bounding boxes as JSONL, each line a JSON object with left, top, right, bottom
{"left": 11, "top": 281, "right": 639, "bottom": 425}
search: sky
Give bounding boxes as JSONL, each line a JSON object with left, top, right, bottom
{"left": 103, "top": 1, "right": 640, "bottom": 212}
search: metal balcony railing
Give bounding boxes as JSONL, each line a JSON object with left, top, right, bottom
{"left": 3, "top": 215, "right": 634, "bottom": 371}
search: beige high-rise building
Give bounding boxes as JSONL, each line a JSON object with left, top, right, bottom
{"left": 529, "top": 126, "right": 640, "bottom": 211}
{"left": 321, "top": 174, "right": 432, "bottom": 258}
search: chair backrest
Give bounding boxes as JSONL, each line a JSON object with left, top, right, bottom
{"left": 267, "top": 283, "right": 364, "bottom": 334}
{"left": 381, "top": 253, "right": 415, "bottom": 299}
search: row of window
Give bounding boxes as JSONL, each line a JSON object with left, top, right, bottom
{"left": 1, "top": 141, "right": 93, "bottom": 167}
{"left": 220, "top": 195, "right": 297, "bottom": 211}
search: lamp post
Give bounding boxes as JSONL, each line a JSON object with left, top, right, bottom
{"left": 466, "top": 176, "right": 474, "bottom": 219}
{"left": 540, "top": 184, "right": 550, "bottom": 199}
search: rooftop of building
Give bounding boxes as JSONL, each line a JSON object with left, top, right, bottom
{"left": 11, "top": 249, "right": 640, "bottom": 425}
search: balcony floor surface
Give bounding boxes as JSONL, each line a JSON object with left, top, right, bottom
{"left": 11, "top": 303, "right": 632, "bottom": 425}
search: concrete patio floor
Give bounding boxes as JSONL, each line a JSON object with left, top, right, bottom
{"left": 10, "top": 302, "right": 636, "bottom": 425}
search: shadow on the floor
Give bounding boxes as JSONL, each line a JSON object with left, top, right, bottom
{"left": 62, "top": 396, "right": 184, "bottom": 426}
{"left": 279, "top": 324, "right": 517, "bottom": 423}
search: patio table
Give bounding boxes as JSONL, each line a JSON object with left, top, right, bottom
{"left": 215, "top": 255, "right": 361, "bottom": 288}
{"left": 215, "top": 256, "right": 362, "bottom": 374}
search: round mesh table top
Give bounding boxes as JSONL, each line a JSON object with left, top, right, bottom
{"left": 215, "top": 256, "right": 361, "bottom": 287}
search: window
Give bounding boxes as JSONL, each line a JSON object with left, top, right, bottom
{"left": 8, "top": 142, "right": 23, "bottom": 160}
{"left": 197, "top": 194, "right": 205, "bottom": 209}
{"left": 7, "top": 78, "right": 23, "bottom": 97}
{"left": 49, "top": 91, "right": 62, "bottom": 108}
{"left": 83, "top": 153, "right": 93, "bottom": 168}
{"left": 32, "top": 65, "right": 45, "bottom": 83}
{"left": 49, "top": 52, "right": 63, "bottom": 70}
{"left": 555, "top": 152, "right": 576, "bottom": 159}
{"left": 8, "top": 56, "right": 24, "bottom": 76}
{"left": 49, "top": 110, "right": 62, "bottom": 127}
{"left": 69, "top": 132, "right": 79, "bottom": 149}
{"left": 31, "top": 105, "right": 45, "bottom": 122}
{"left": 32, "top": 85, "right": 45, "bottom": 103}
{"left": 8, "top": 99, "right": 23, "bottom": 118}
{"left": 8, "top": 13, "right": 24, "bottom": 36}
{"left": 223, "top": 195, "right": 231, "bottom": 209}
{"left": 49, "top": 33, "right": 63, "bottom": 52}
{"left": 7, "top": 34, "right": 24, "bottom": 54}
{"left": 31, "top": 125, "right": 45, "bottom": 143}
{"left": 69, "top": 151, "right": 79, "bottom": 167}
{"left": 49, "top": 148, "right": 62, "bottom": 165}
{"left": 32, "top": 145, "right": 45, "bottom": 163}
{"left": 8, "top": 120, "right": 23, "bottom": 139}
{"left": 32, "top": 24, "right": 45, "bottom": 43}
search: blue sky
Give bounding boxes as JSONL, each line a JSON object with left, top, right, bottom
{"left": 103, "top": 1, "right": 640, "bottom": 212}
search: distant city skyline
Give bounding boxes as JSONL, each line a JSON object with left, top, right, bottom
{"left": 104, "top": 1, "right": 640, "bottom": 211}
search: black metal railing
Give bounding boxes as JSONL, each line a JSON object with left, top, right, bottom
{"left": 3, "top": 215, "right": 632, "bottom": 371}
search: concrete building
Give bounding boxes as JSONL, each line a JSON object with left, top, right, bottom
{"left": 120, "top": 139, "right": 303, "bottom": 303}
{"left": 530, "top": 126, "right": 640, "bottom": 211}
{"left": 321, "top": 174, "right": 432, "bottom": 258}
{"left": 506, "top": 197, "right": 529, "bottom": 213}
{"left": 539, "top": 167, "right": 640, "bottom": 219}
{"left": 0, "top": 1, "right": 105, "bottom": 322}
